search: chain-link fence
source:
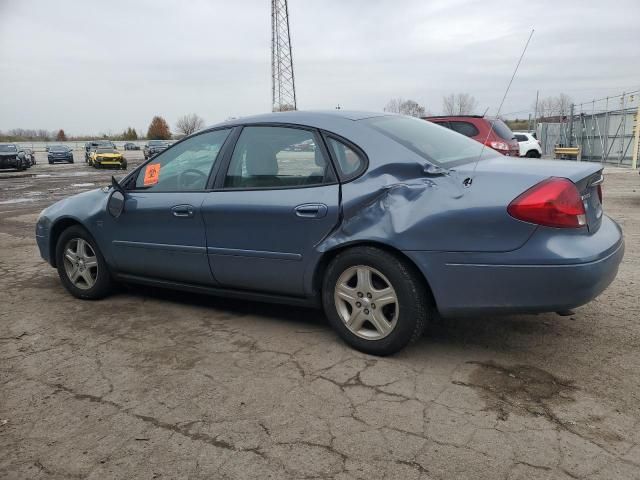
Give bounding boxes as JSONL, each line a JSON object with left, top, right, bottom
{"left": 537, "top": 92, "right": 639, "bottom": 167}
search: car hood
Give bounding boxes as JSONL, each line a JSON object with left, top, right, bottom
{"left": 95, "top": 153, "right": 123, "bottom": 158}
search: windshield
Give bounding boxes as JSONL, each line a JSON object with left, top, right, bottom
{"left": 362, "top": 115, "right": 489, "bottom": 166}
{"left": 149, "top": 140, "right": 168, "bottom": 146}
{"left": 49, "top": 145, "right": 68, "bottom": 152}
{"left": 0, "top": 145, "right": 18, "bottom": 153}
{"left": 489, "top": 119, "right": 515, "bottom": 141}
{"left": 96, "top": 148, "right": 116, "bottom": 154}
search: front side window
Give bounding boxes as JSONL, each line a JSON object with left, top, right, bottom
{"left": 224, "top": 126, "right": 335, "bottom": 189}
{"left": 363, "top": 116, "right": 488, "bottom": 166}
{"left": 133, "top": 129, "right": 230, "bottom": 191}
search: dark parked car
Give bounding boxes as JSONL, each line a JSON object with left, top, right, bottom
{"left": 143, "top": 140, "right": 170, "bottom": 159}
{"left": 423, "top": 115, "right": 520, "bottom": 157}
{"left": 124, "top": 142, "right": 140, "bottom": 151}
{"left": 48, "top": 145, "right": 74, "bottom": 164}
{"left": 35, "top": 111, "right": 623, "bottom": 355}
{"left": 84, "top": 141, "right": 116, "bottom": 162}
{"left": 0, "top": 144, "right": 30, "bottom": 171}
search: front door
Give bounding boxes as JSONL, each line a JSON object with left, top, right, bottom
{"left": 202, "top": 125, "right": 340, "bottom": 296}
{"left": 105, "top": 128, "right": 232, "bottom": 285}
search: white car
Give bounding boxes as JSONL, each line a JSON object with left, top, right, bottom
{"left": 514, "top": 132, "right": 542, "bottom": 158}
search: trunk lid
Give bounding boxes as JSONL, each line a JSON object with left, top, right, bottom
{"left": 457, "top": 157, "right": 604, "bottom": 232}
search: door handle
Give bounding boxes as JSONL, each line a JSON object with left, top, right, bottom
{"left": 294, "top": 203, "right": 328, "bottom": 218}
{"left": 171, "top": 204, "right": 195, "bottom": 218}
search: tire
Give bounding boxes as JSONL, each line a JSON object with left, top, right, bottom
{"left": 526, "top": 150, "right": 540, "bottom": 158}
{"left": 55, "top": 225, "right": 113, "bottom": 300}
{"left": 322, "top": 246, "right": 429, "bottom": 355}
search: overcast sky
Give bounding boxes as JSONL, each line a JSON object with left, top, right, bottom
{"left": 1, "top": 0, "right": 638, "bottom": 135}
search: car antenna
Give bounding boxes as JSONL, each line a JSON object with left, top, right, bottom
{"left": 464, "top": 28, "right": 534, "bottom": 188}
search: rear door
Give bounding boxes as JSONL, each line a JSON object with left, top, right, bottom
{"left": 201, "top": 125, "right": 340, "bottom": 296}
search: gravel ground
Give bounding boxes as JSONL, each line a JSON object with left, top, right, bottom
{"left": 1, "top": 153, "right": 639, "bottom": 479}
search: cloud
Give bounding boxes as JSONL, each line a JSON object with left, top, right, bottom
{"left": 0, "top": 0, "right": 638, "bottom": 134}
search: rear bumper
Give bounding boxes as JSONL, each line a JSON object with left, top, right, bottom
{"left": 405, "top": 216, "right": 624, "bottom": 317}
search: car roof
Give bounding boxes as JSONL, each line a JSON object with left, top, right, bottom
{"left": 423, "top": 115, "right": 484, "bottom": 119}
{"left": 208, "top": 110, "right": 389, "bottom": 130}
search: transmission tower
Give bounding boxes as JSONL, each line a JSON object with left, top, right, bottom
{"left": 271, "top": 0, "right": 296, "bottom": 111}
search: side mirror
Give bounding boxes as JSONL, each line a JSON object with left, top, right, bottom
{"left": 108, "top": 190, "right": 125, "bottom": 218}
{"left": 108, "top": 176, "right": 126, "bottom": 218}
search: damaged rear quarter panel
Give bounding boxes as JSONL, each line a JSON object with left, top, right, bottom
{"left": 317, "top": 148, "right": 539, "bottom": 255}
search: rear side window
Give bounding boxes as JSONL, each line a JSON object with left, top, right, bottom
{"left": 325, "top": 136, "right": 365, "bottom": 180}
{"left": 224, "top": 126, "right": 335, "bottom": 189}
{"left": 514, "top": 134, "right": 528, "bottom": 142}
{"left": 449, "top": 121, "right": 479, "bottom": 137}
{"left": 429, "top": 120, "right": 451, "bottom": 130}
{"left": 489, "top": 119, "right": 515, "bottom": 141}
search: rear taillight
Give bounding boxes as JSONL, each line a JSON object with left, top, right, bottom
{"left": 507, "top": 177, "right": 586, "bottom": 228}
{"left": 487, "top": 141, "right": 509, "bottom": 151}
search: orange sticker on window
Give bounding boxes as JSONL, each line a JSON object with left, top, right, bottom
{"left": 143, "top": 163, "right": 161, "bottom": 186}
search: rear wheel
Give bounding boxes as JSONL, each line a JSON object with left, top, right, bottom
{"left": 526, "top": 150, "right": 540, "bottom": 158}
{"left": 322, "top": 246, "right": 429, "bottom": 355}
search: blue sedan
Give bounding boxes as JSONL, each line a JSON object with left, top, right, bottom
{"left": 35, "top": 111, "right": 624, "bottom": 355}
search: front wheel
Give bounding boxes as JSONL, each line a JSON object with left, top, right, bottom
{"left": 322, "top": 246, "right": 429, "bottom": 356}
{"left": 55, "top": 225, "right": 113, "bottom": 300}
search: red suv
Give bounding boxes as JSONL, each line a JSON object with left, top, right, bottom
{"left": 423, "top": 115, "right": 520, "bottom": 157}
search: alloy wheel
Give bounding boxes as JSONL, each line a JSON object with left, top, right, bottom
{"left": 63, "top": 238, "right": 98, "bottom": 290}
{"left": 334, "top": 265, "right": 399, "bottom": 340}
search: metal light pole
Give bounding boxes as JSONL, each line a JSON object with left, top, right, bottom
{"left": 271, "top": 0, "right": 297, "bottom": 112}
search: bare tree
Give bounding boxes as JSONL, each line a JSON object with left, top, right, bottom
{"left": 533, "top": 93, "right": 573, "bottom": 119}
{"left": 442, "top": 93, "right": 478, "bottom": 115}
{"left": 384, "top": 98, "right": 427, "bottom": 117}
{"left": 175, "top": 113, "right": 205, "bottom": 136}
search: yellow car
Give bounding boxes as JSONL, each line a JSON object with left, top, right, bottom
{"left": 88, "top": 147, "right": 127, "bottom": 170}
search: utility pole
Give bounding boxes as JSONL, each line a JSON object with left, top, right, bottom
{"left": 533, "top": 90, "right": 539, "bottom": 131}
{"left": 271, "top": 0, "right": 297, "bottom": 112}
{"left": 568, "top": 103, "right": 575, "bottom": 147}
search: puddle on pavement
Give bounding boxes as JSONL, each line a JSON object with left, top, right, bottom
{"left": 455, "top": 361, "right": 575, "bottom": 421}
{"left": 0, "top": 198, "right": 37, "bottom": 205}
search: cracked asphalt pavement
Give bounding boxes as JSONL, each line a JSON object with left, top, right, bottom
{"left": 1, "top": 153, "right": 639, "bottom": 479}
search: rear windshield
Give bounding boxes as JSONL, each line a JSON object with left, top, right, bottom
{"left": 489, "top": 119, "right": 515, "bottom": 141}
{"left": 0, "top": 145, "right": 18, "bottom": 152}
{"left": 362, "top": 116, "right": 489, "bottom": 166}
{"left": 148, "top": 140, "right": 168, "bottom": 146}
